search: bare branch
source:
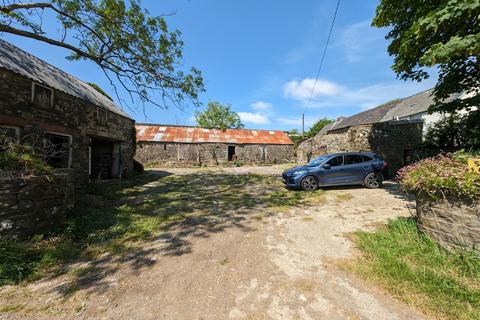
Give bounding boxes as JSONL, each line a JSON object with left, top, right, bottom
{"left": 0, "top": 2, "right": 51, "bottom": 13}
{"left": 0, "top": 23, "right": 101, "bottom": 62}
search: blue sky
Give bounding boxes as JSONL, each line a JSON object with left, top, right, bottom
{"left": 2, "top": 0, "right": 436, "bottom": 131}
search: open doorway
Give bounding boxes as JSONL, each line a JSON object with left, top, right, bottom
{"left": 227, "top": 145, "right": 236, "bottom": 161}
{"left": 90, "top": 138, "right": 122, "bottom": 180}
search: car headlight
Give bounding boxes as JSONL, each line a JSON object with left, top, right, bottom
{"left": 292, "top": 170, "right": 308, "bottom": 176}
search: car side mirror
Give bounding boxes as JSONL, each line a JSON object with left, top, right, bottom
{"left": 322, "top": 164, "right": 331, "bottom": 169}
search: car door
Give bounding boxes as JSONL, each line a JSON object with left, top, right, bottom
{"left": 341, "top": 154, "right": 366, "bottom": 184}
{"left": 318, "top": 155, "right": 345, "bottom": 185}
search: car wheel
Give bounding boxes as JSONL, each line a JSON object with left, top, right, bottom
{"left": 364, "top": 172, "right": 383, "bottom": 189}
{"left": 301, "top": 176, "right": 318, "bottom": 191}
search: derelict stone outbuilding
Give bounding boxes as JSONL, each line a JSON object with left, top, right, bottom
{"left": 0, "top": 39, "right": 135, "bottom": 185}
{"left": 135, "top": 124, "right": 294, "bottom": 166}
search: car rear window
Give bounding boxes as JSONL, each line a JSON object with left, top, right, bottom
{"left": 362, "top": 155, "right": 373, "bottom": 162}
{"left": 344, "top": 155, "right": 364, "bottom": 165}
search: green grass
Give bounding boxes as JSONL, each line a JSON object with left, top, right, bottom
{"left": 348, "top": 218, "right": 480, "bottom": 320}
{"left": 0, "top": 171, "right": 323, "bottom": 286}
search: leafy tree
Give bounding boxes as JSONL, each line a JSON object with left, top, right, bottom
{"left": 195, "top": 101, "right": 244, "bottom": 130}
{"left": 424, "top": 112, "right": 480, "bottom": 150}
{"left": 305, "top": 118, "right": 334, "bottom": 138}
{"left": 289, "top": 128, "right": 299, "bottom": 135}
{"left": 372, "top": 0, "right": 480, "bottom": 114}
{"left": 288, "top": 128, "right": 303, "bottom": 146}
{"left": 0, "top": 0, "right": 204, "bottom": 109}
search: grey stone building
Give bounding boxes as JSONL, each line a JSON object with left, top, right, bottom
{"left": 297, "top": 92, "right": 430, "bottom": 174}
{"left": 136, "top": 124, "right": 294, "bottom": 166}
{"left": 0, "top": 39, "right": 135, "bottom": 185}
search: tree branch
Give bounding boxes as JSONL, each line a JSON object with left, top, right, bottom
{"left": 0, "top": 23, "right": 103, "bottom": 62}
{"left": 0, "top": 2, "right": 51, "bottom": 13}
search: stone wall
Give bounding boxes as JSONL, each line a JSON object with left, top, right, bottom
{"left": 0, "top": 171, "right": 74, "bottom": 238}
{"left": 416, "top": 193, "right": 480, "bottom": 253}
{"left": 297, "top": 121, "right": 423, "bottom": 174}
{"left": 0, "top": 69, "right": 135, "bottom": 185}
{"left": 136, "top": 142, "right": 295, "bottom": 166}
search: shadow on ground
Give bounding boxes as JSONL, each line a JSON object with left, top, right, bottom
{"left": 47, "top": 170, "right": 319, "bottom": 298}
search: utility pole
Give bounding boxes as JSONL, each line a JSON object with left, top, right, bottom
{"left": 301, "top": 113, "right": 305, "bottom": 138}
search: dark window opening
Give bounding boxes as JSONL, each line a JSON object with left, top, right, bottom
{"left": 362, "top": 155, "right": 373, "bottom": 162}
{"left": 33, "top": 83, "right": 54, "bottom": 108}
{"left": 163, "top": 144, "right": 167, "bottom": 150}
{"left": 97, "top": 108, "right": 108, "bottom": 124}
{"left": 0, "top": 126, "right": 19, "bottom": 139}
{"left": 228, "top": 145, "right": 236, "bottom": 161}
{"left": 344, "top": 154, "right": 364, "bottom": 165}
{"left": 44, "top": 133, "right": 70, "bottom": 168}
{"left": 327, "top": 156, "right": 343, "bottom": 167}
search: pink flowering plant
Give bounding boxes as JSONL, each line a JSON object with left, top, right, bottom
{"left": 397, "top": 154, "right": 480, "bottom": 199}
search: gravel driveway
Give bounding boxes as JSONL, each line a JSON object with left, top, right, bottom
{"left": 0, "top": 165, "right": 426, "bottom": 320}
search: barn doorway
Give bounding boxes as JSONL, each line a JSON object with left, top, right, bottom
{"left": 90, "top": 138, "right": 122, "bottom": 180}
{"left": 228, "top": 145, "right": 236, "bottom": 161}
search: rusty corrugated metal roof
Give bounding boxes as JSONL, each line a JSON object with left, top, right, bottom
{"left": 136, "top": 124, "right": 293, "bottom": 145}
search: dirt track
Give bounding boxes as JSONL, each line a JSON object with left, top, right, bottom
{"left": 0, "top": 165, "right": 426, "bottom": 320}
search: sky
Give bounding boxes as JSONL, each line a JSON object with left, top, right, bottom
{"left": 2, "top": 0, "right": 437, "bottom": 131}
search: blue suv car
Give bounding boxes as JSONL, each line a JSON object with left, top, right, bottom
{"left": 282, "top": 152, "right": 387, "bottom": 191}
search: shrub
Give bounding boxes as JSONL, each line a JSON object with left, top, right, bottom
{"left": 424, "top": 112, "right": 480, "bottom": 151}
{"left": 0, "top": 135, "right": 53, "bottom": 176}
{"left": 397, "top": 153, "right": 480, "bottom": 199}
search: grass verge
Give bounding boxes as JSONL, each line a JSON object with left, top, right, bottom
{"left": 344, "top": 218, "right": 480, "bottom": 320}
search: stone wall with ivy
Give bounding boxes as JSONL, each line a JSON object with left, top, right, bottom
{"left": 0, "top": 171, "right": 74, "bottom": 238}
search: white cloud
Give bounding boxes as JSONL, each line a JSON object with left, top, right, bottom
{"left": 238, "top": 112, "right": 270, "bottom": 125}
{"left": 251, "top": 101, "right": 273, "bottom": 111}
{"left": 283, "top": 78, "right": 344, "bottom": 101}
{"left": 283, "top": 76, "right": 436, "bottom": 111}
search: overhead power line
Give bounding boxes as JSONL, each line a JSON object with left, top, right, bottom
{"left": 305, "top": 0, "right": 341, "bottom": 110}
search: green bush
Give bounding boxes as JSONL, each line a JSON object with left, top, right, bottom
{"left": 397, "top": 153, "right": 480, "bottom": 199}
{"left": 0, "top": 135, "right": 53, "bottom": 175}
{"left": 424, "top": 112, "right": 480, "bottom": 150}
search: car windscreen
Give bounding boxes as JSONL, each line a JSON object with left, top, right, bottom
{"left": 307, "top": 155, "right": 330, "bottom": 167}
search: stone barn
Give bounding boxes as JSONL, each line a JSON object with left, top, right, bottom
{"left": 0, "top": 39, "right": 135, "bottom": 185}
{"left": 135, "top": 124, "right": 294, "bottom": 166}
{"left": 298, "top": 94, "right": 428, "bottom": 175}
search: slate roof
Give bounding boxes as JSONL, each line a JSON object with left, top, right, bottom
{"left": 0, "top": 39, "right": 131, "bottom": 119}
{"left": 317, "top": 122, "right": 335, "bottom": 135}
{"left": 329, "top": 99, "right": 402, "bottom": 130}
{"left": 381, "top": 89, "right": 435, "bottom": 121}
{"left": 328, "top": 88, "right": 447, "bottom": 131}
{"left": 136, "top": 124, "right": 293, "bottom": 145}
